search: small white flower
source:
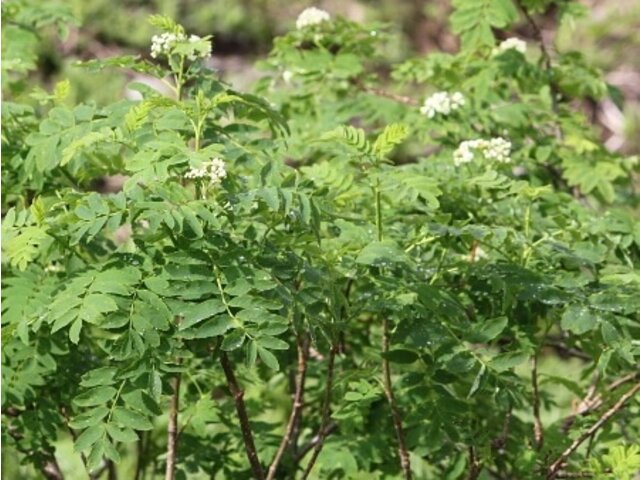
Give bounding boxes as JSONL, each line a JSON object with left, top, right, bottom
{"left": 282, "top": 70, "right": 294, "bottom": 84}
{"left": 185, "top": 158, "right": 227, "bottom": 185}
{"left": 150, "top": 32, "right": 186, "bottom": 58}
{"left": 151, "top": 31, "right": 211, "bottom": 61}
{"left": 296, "top": 7, "right": 330, "bottom": 29}
{"left": 453, "top": 137, "right": 512, "bottom": 166}
{"left": 497, "top": 37, "right": 527, "bottom": 54}
{"left": 469, "top": 245, "right": 488, "bottom": 262}
{"left": 420, "top": 91, "right": 465, "bottom": 118}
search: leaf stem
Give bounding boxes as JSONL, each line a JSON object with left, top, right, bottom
{"left": 374, "top": 178, "right": 383, "bottom": 242}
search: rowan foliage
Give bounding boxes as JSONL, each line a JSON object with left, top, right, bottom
{"left": 2, "top": 2, "right": 639, "bottom": 479}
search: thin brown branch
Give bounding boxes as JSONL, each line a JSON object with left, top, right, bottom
{"left": 134, "top": 432, "right": 146, "bottom": 480}
{"left": 60, "top": 407, "right": 91, "bottom": 475}
{"left": 544, "top": 340, "right": 591, "bottom": 361}
{"left": 466, "top": 445, "right": 482, "bottom": 480}
{"left": 107, "top": 460, "right": 118, "bottom": 480}
{"left": 351, "top": 78, "right": 419, "bottom": 107}
{"left": 42, "top": 457, "right": 65, "bottom": 480}
{"left": 562, "top": 372, "right": 639, "bottom": 433}
{"left": 300, "top": 344, "right": 338, "bottom": 480}
{"left": 266, "top": 336, "right": 310, "bottom": 480}
{"left": 547, "top": 381, "right": 640, "bottom": 479}
{"left": 382, "top": 318, "right": 412, "bottom": 480}
{"left": 491, "top": 409, "right": 512, "bottom": 454}
{"left": 531, "top": 354, "right": 544, "bottom": 449}
{"left": 515, "top": 1, "right": 558, "bottom": 111}
{"left": 220, "top": 351, "right": 265, "bottom": 480}
{"left": 165, "top": 373, "right": 181, "bottom": 480}
{"left": 295, "top": 421, "right": 338, "bottom": 463}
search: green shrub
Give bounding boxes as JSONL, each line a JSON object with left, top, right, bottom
{"left": 2, "top": 2, "right": 639, "bottom": 479}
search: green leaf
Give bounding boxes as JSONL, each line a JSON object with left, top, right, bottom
{"left": 221, "top": 330, "right": 246, "bottom": 351}
{"left": 111, "top": 407, "right": 153, "bottom": 431}
{"left": 257, "top": 335, "right": 289, "bottom": 350}
{"left": 74, "top": 386, "right": 117, "bottom": 407}
{"left": 467, "top": 316, "right": 508, "bottom": 342}
{"left": 74, "top": 424, "right": 105, "bottom": 452}
{"left": 372, "top": 123, "right": 409, "bottom": 158}
{"left": 488, "top": 351, "right": 528, "bottom": 372}
{"left": 178, "top": 299, "right": 226, "bottom": 330}
{"left": 561, "top": 306, "right": 598, "bottom": 334}
{"left": 186, "top": 315, "right": 234, "bottom": 338}
{"left": 69, "top": 318, "right": 83, "bottom": 344}
{"left": 257, "top": 347, "right": 279, "bottom": 370}
{"left": 81, "top": 367, "right": 117, "bottom": 387}
{"left": 69, "top": 407, "right": 110, "bottom": 430}
{"left": 106, "top": 424, "right": 139, "bottom": 443}
{"left": 356, "top": 240, "right": 406, "bottom": 266}
{"left": 382, "top": 349, "right": 419, "bottom": 364}
{"left": 467, "top": 364, "right": 486, "bottom": 398}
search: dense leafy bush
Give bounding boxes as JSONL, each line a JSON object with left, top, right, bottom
{"left": 2, "top": 1, "right": 639, "bottom": 479}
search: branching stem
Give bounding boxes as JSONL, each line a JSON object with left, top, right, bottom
{"left": 266, "top": 336, "right": 309, "bottom": 480}
{"left": 219, "top": 352, "right": 265, "bottom": 480}
{"left": 547, "top": 381, "right": 640, "bottom": 478}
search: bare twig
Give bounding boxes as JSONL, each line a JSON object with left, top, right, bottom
{"left": 382, "top": 318, "right": 412, "bottom": 480}
{"left": 266, "top": 336, "right": 310, "bottom": 480}
{"left": 351, "top": 78, "right": 418, "bottom": 107}
{"left": 301, "top": 344, "right": 338, "bottom": 480}
{"left": 165, "top": 373, "right": 181, "bottom": 480}
{"left": 544, "top": 340, "right": 591, "bottom": 361}
{"left": 547, "top": 381, "right": 640, "bottom": 478}
{"left": 220, "top": 352, "right": 265, "bottom": 480}
{"left": 531, "top": 354, "right": 544, "bottom": 449}
{"left": 562, "top": 372, "right": 639, "bottom": 433}
{"left": 515, "top": 1, "right": 558, "bottom": 112}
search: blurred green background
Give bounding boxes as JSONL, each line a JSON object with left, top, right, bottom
{"left": 3, "top": 0, "right": 640, "bottom": 154}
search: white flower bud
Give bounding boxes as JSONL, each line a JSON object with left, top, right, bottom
{"left": 420, "top": 91, "right": 466, "bottom": 118}
{"left": 296, "top": 7, "right": 330, "bottom": 29}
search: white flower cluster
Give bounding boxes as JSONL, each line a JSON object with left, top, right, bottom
{"left": 296, "top": 7, "right": 330, "bottom": 29}
{"left": 420, "top": 91, "right": 465, "bottom": 118}
{"left": 453, "top": 137, "right": 512, "bottom": 166}
{"left": 184, "top": 158, "right": 227, "bottom": 185}
{"left": 151, "top": 32, "right": 185, "bottom": 58}
{"left": 151, "top": 32, "right": 211, "bottom": 60}
{"left": 497, "top": 37, "right": 527, "bottom": 54}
